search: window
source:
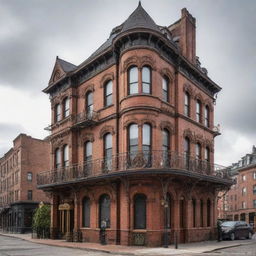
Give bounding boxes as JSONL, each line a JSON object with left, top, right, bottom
{"left": 55, "top": 148, "right": 61, "bottom": 169}
{"left": 242, "top": 201, "right": 246, "bottom": 209}
{"left": 162, "top": 76, "right": 169, "bottom": 102}
{"left": 205, "top": 147, "right": 210, "bottom": 162}
{"left": 99, "top": 194, "right": 110, "bottom": 228}
{"left": 27, "top": 172, "right": 32, "bottom": 182}
{"left": 128, "top": 66, "right": 138, "bottom": 94}
{"left": 196, "top": 100, "right": 201, "bottom": 123}
{"left": 63, "top": 97, "right": 70, "bottom": 118}
{"left": 86, "top": 91, "right": 93, "bottom": 116}
{"left": 242, "top": 187, "right": 246, "bottom": 195}
{"left": 196, "top": 143, "right": 202, "bottom": 160}
{"left": 184, "top": 92, "right": 190, "bottom": 117}
{"left": 128, "top": 124, "right": 138, "bottom": 161}
{"left": 253, "top": 172, "right": 256, "bottom": 180}
{"left": 84, "top": 141, "right": 92, "bottom": 162}
{"left": 134, "top": 194, "right": 147, "bottom": 229}
{"left": 63, "top": 145, "right": 69, "bottom": 167}
{"left": 205, "top": 106, "right": 210, "bottom": 127}
{"left": 253, "top": 200, "right": 256, "bottom": 209}
{"left": 162, "top": 129, "right": 170, "bottom": 167}
{"left": 104, "top": 133, "right": 112, "bottom": 171}
{"left": 184, "top": 137, "right": 190, "bottom": 167}
{"left": 55, "top": 104, "right": 61, "bottom": 122}
{"left": 242, "top": 175, "right": 246, "bottom": 181}
{"left": 27, "top": 190, "right": 32, "bottom": 200}
{"left": 104, "top": 80, "right": 113, "bottom": 107}
{"left": 253, "top": 185, "right": 256, "bottom": 195}
{"left": 82, "top": 197, "right": 90, "bottom": 227}
{"left": 142, "top": 66, "right": 151, "bottom": 94}
{"left": 142, "top": 124, "right": 151, "bottom": 158}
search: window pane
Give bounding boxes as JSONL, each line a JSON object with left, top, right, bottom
{"left": 99, "top": 194, "right": 111, "bottom": 228}
{"left": 129, "top": 67, "right": 138, "bottom": 83}
{"left": 196, "top": 144, "right": 201, "bottom": 159}
{"left": 105, "top": 81, "right": 112, "bottom": 95}
{"left": 205, "top": 147, "right": 210, "bottom": 161}
{"left": 55, "top": 148, "right": 61, "bottom": 168}
{"left": 134, "top": 194, "right": 146, "bottom": 229}
{"left": 184, "top": 138, "right": 190, "bottom": 154}
{"left": 142, "top": 83, "right": 150, "bottom": 94}
{"left": 143, "top": 124, "right": 151, "bottom": 146}
{"left": 87, "top": 92, "right": 93, "bottom": 106}
{"left": 64, "top": 98, "right": 70, "bottom": 117}
{"left": 162, "top": 129, "right": 169, "bottom": 148}
{"left": 142, "top": 67, "right": 150, "bottom": 83}
{"left": 106, "top": 95, "right": 112, "bottom": 106}
{"left": 85, "top": 142, "right": 92, "bottom": 157}
{"left": 83, "top": 197, "right": 90, "bottom": 227}
{"left": 130, "top": 83, "right": 138, "bottom": 94}
{"left": 56, "top": 104, "right": 61, "bottom": 121}
{"left": 129, "top": 124, "right": 138, "bottom": 147}
{"left": 104, "top": 134, "right": 112, "bottom": 149}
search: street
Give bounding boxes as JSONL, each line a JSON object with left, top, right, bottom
{"left": 0, "top": 235, "right": 125, "bottom": 256}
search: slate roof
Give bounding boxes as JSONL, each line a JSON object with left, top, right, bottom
{"left": 56, "top": 57, "right": 77, "bottom": 73}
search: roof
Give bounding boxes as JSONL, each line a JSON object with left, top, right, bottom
{"left": 121, "top": 2, "right": 161, "bottom": 33}
{"left": 56, "top": 57, "right": 77, "bottom": 73}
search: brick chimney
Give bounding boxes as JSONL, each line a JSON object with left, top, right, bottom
{"left": 168, "top": 8, "right": 196, "bottom": 64}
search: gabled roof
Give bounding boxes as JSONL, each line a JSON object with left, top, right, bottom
{"left": 121, "top": 2, "right": 161, "bottom": 33}
{"left": 56, "top": 57, "right": 77, "bottom": 73}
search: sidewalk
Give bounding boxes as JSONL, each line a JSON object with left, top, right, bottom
{"left": 0, "top": 232, "right": 254, "bottom": 255}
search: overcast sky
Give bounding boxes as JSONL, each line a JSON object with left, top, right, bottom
{"left": 0, "top": 0, "right": 255, "bottom": 166}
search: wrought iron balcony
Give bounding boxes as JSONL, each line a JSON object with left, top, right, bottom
{"left": 37, "top": 150, "right": 231, "bottom": 187}
{"left": 73, "top": 110, "right": 99, "bottom": 128}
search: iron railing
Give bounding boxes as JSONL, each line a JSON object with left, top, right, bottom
{"left": 74, "top": 110, "right": 99, "bottom": 126}
{"left": 37, "top": 150, "right": 230, "bottom": 186}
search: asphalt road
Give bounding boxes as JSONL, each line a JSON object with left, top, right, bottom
{"left": 0, "top": 235, "right": 125, "bottom": 256}
{"left": 182, "top": 242, "right": 256, "bottom": 256}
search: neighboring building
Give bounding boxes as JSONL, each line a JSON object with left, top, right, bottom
{"left": 219, "top": 146, "right": 256, "bottom": 226}
{"left": 38, "top": 4, "right": 232, "bottom": 246}
{"left": 0, "top": 134, "right": 50, "bottom": 233}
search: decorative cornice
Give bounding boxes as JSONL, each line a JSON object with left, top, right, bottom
{"left": 99, "top": 125, "right": 115, "bottom": 139}
{"left": 100, "top": 72, "right": 115, "bottom": 88}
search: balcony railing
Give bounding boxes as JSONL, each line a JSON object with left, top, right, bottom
{"left": 73, "top": 110, "right": 99, "bottom": 128}
{"left": 37, "top": 150, "right": 231, "bottom": 187}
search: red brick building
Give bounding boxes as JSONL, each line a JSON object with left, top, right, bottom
{"left": 38, "top": 4, "right": 232, "bottom": 246}
{"left": 218, "top": 146, "right": 256, "bottom": 226}
{"left": 0, "top": 134, "right": 50, "bottom": 233}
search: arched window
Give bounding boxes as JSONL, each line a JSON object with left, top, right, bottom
{"left": 184, "top": 137, "right": 190, "bottom": 168}
{"left": 128, "top": 66, "right": 138, "bottom": 95}
{"left": 128, "top": 124, "right": 138, "bottom": 161}
{"left": 55, "top": 104, "right": 61, "bottom": 122}
{"left": 192, "top": 198, "right": 196, "bottom": 228}
{"left": 63, "top": 97, "right": 70, "bottom": 118}
{"left": 104, "top": 133, "right": 112, "bottom": 171}
{"left": 162, "top": 129, "right": 170, "bottom": 167}
{"left": 142, "top": 66, "right": 151, "bottom": 94}
{"left": 134, "top": 194, "right": 147, "bottom": 229}
{"left": 55, "top": 148, "right": 61, "bottom": 169}
{"left": 63, "top": 145, "right": 69, "bottom": 167}
{"left": 143, "top": 124, "right": 151, "bottom": 166}
{"left": 196, "top": 100, "right": 201, "bottom": 123}
{"left": 196, "top": 143, "right": 201, "bottom": 160}
{"left": 200, "top": 199, "right": 204, "bottom": 227}
{"left": 205, "top": 147, "right": 210, "bottom": 162}
{"left": 104, "top": 80, "right": 113, "bottom": 107}
{"left": 86, "top": 91, "right": 93, "bottom": 116}
{"left": 99, "top": 194, "right": 110, "bottom": 228}
{"left": 82, "top": 197, "right": 90, "bottom": 227}
{"left": 207, "top": 199, "right": 211, "bottom": 227}
{"left": 184, "top": 92, "right": 190, "bottom": 117}
{"left": 162, "top": 76, "right": 169, "bottom": 102}
{"left": 205, "top": 106, "right": 210, "bottom": 127}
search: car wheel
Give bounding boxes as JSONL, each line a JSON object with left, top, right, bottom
{"left": 230, "top": 233, "right": 235, "bottom": 241}
{"left": 247, "top": 232, "right": 252, "bottom": 239}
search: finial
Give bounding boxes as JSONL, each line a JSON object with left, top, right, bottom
{"left": 138, "top": 1, "right": 141, "bottom": 6}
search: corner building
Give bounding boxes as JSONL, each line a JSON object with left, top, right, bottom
{"left": 0, "top": 134, "right": 50, "bottom": 233}
{"left": 38, "top": 4, "right": 232, "bottom": 246}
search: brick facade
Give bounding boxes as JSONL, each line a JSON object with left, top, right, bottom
{"left": 0, "top": 134, "right": 50, "bottom": 233}
{"left": 38, "top": 4, "right": 232, "bottom": 246}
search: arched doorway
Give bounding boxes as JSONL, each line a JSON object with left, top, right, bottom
{"left": 58, "top": 203, "right": 74, "bottom": 239}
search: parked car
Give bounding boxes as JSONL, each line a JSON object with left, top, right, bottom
{"left": 221, "top": 221, "right": 253, "bottom": 240}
